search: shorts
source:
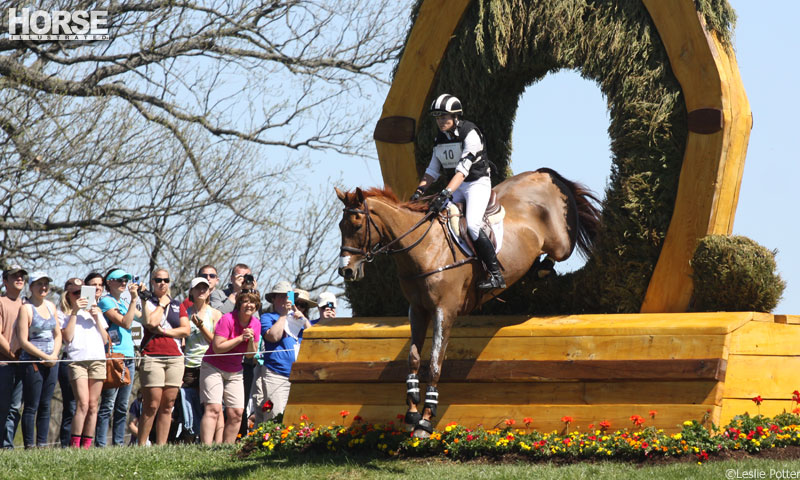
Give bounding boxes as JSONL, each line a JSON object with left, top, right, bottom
{"left": 68, "top": 360, "right": 107, "bottom": 381}
{"left": 200, "top": 362, "right": 244, "bottom": 409}
{"left": 251, "top": 364, "right": 291, "bottom": 424}
{"left": 139, "top": 356, "right": 185, "bottom": 388}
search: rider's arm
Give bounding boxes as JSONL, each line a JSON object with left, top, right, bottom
{"left": 454, "top": 129, "right": 483, "bottom": 178}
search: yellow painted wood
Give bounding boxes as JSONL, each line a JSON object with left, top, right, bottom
{"left": 284, "top": 404, "right": 719, "bottom": 434}
{"left": 304, "top": 312, "right": 761, "bottom": 341}
{"left": 288, "top": 381, "right": 722, "bottom": 406}
{"left": 721, "top": 355, "right": 800, "bottom": 399}
{"left": 641, "top": 0, "right": 751, "bottom": 312}
{"left": 375, "top": 0, "right": 473, "bottom": 199}
{"left": 728, "top": 321, "right": 800, "bottom": 356}
{"left": 299, "top": 333, "right": 728, "bottom": 362}
{"left": 774, "top": 315, "right": 800, "bottom": 325}
{"left": 720, "top": 400, "right": 796, "bottom": 428}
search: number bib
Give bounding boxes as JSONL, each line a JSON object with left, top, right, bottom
{"left": 433, "top": 142, "right": 462, "bottom": 169}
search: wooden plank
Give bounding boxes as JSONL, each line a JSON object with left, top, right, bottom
{"left": 774, "top": 315, "right": 800, "bottom": 325}
{"left": 728, "top": 321, "right": 800, "bottom": 356}
{"left": 721, "top": 399, "right": 795, "bottom": 428}
{"left": 283, "top": 403, "right": 719, "bottom": 434}
{"left": 288, "top": 381, "right": 722, "bottom": 406}
{"left": 299, "top": 334, "right": 728, "bottom": 362}
{"left": 640, "top": 0, "right": 750, "bottom": 312}
{"left": 375, "top": 0, "right": 472, "bottom": 198}
{"left": 305, "top": 312, "right": 760, "bottom": 339}
{"left": 722, "top": 355, "right": 800, "bottom": 399}
{"left": 290, "top": 359, "right": 726, "bottom": 383}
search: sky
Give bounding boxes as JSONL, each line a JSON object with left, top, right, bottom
{"left": 324, "top": 0, "right": 799, "bottom": 316}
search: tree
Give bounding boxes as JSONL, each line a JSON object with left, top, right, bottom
{"left": 0, "top": 0, "right": 406, "bottom": 292}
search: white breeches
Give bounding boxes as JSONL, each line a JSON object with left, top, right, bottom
{"left": 451, "top": 175, "right": 492, "bottom": 240}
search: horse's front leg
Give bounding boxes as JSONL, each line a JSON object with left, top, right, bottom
{"left": 405, "top": 304, "right": 429, "bottom": 427}
{"left": 413, "top": 306, "right": 454, "bottom": 438}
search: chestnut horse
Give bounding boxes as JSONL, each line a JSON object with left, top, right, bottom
{"left": 335, "top": 168, "right": 600, "bottom": 438}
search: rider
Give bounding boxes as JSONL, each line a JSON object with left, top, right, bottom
{"left": 410, "top": 94, "right": 505, "bottom": 290}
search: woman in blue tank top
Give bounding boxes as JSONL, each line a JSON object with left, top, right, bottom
{"left": 16, "top": 271, "right": 61, "bottom": 448}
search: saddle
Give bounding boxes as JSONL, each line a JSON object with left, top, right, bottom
{"left": 444, "top": 190, "right": 505, "bottom": 255}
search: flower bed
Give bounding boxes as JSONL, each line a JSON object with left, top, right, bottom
{"left": 238, "top": 411, "right": 800, "bottom": 464}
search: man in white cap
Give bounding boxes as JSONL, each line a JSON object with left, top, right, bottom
{"left": 316, "top": 292, "right": 337, "bottom": 322}
{"left": 0, "top": 265, "right": 27, "bottom": 448}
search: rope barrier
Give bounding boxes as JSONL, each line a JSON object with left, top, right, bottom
{"left": 0, "top": 347, "right": 297, "bottom": 365}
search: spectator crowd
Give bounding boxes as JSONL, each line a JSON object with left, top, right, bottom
{"left": 0, "top": 263, "right": 338, "bottom": 448}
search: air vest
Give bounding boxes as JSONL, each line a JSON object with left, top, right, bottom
{"left": 432, "top": 120, "right": 490, "bottom": 182}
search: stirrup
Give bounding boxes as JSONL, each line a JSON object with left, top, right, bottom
{"left": 415, "top": 418, "right": 434, "bottom": 434}
{"left": 406, "top": 373, "right": 420, "bottom": 404}
{"left": 404, "top": 411, "right": 422, "bottom": 425}
{"left": 423, "top": 386, "right": 439, "bottom": 417}
{"left": 477, "top": 272, "right": 506, "bottom": 290}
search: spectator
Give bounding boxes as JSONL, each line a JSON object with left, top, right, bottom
{"left": 294, "top": 289, "right": 317, "bottom": 320}
{"left": 16, "top": 271, "right": 61, "bottom": 448}
{"left": 180, "top": 265, "right": 225, "bottom": 313}
{"left": 59, "top": 277, "right": 109, "bottom": 449}
{"left": 199, "top": 291, "right": 260, "bottom": 444}
{"left": 180, "top": 277, "right": 223, "bottom": 442}
{"left": 137, "top": 268, "right": 189, "bottom": 446}
{"left": 316, "top": 291, "right": 337, "bottom": 323}
{"left": 96, "top": 268, "right": 142, "bottom": 447}
{"left": 252, "top": 282, "right": 311, "bottom": 424}
{"left": 213, "top": 264, "right": 255, "bottom": 315}
{"left": 0, "top": 265, "right": 27, "bottom": 449}
{"left": 127, "top": 390, "right": 143, "bottom": 446}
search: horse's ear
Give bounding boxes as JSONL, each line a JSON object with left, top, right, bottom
{"left": 334, "top": 187, "right": 347, "bottom": 203}
{"left": 355, "top": 187, "right": 365, "bottom": 203}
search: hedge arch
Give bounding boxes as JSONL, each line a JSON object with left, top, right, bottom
{"left": 355, "top": 0, "right": 751, "bottom": 315}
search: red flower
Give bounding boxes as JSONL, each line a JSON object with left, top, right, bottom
{"left": 466, "top": 434, "right": 475, "bottom": 441}
{"left": 562, "top": 438, "right": 572, "bottom": 445}
{"left": 587, "top": 424, "right": 594, "bottom": 430}
{"left": 396, "top": 413, "right": 405, "bottom": 421}
{"left": 793, "top": 408, "right": 800, "bottom": 414}
{"left": 353, "top": 415, "right": 363, "bottom": 422}
{"left": 523, "top": 417, "right": 533, "bottom": 426}
{"left": 504, "top": 418, "right": 516, "bottom": 426}
{"left": 599, "top": 420, "right": 611, "bottom": 430}
{"left": 630, "top": 415, "right": 645, "bottom": 427}
{"left": 793, "top": 390, "right": 800, "bottom": 403}
{"left": 299, "top": 414, "right": 309, "bottom": 422}
{"left": 648, "top": 410, "right": 658, "bottom": 419}
{"left": 561, "top": 416, "right": 573, "bottom": 424}
{"left": 261, "top": 400, "right": 273, "bottom": 412}
{"left": 752, "top": 395, "right": 763, "bottom": 406}
{"left": 339, "top": 410, "right": 350, "bottom": 418}
{"left": 697, "top": 450, "right": 709, "bottom": 461}
{"left": 641, "top": 441, "right": 649, "bottom": 449}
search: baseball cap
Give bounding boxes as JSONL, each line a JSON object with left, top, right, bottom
{"left": 28, "top": 271, "right": 53, "bottom": 285}
{"left": 317, "top": 291, "right": 337, "bottom": 309}
{"left": 2, "top": 264, "right": 27, "bottom": 279}
{"left": 106, "top": 269, "right": 132, "bottom": 281}
{"left": 190, "top": 277, "right": 210, "bottom": 289}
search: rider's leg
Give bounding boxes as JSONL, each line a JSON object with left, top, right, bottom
{"left": 462, "top": 177, "right": 505, "bottom": 289}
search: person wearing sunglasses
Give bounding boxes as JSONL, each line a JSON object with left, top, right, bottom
{"left": 411, "top": 93, "right": 505, "bottom": 291}
{"left": 96, "top": 267, "right": 143, "bottom": 447}
{"left": 180, "top": 265, "right": 226, "bottom": 313}
{"left": 15, "top": 271, "right": 61, "bottom": 448}
{"left": 59, "top": 277, "right": 109, "bottom": 448}
{"left": 137, "top": 268, "right": 189, "bottom": 445}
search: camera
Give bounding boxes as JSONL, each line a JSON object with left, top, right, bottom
{"left": 138, "top": 288, "right": 156, "bottom": 304}
{"left": 243, "top": 274, "right": 255, "bottom": 286}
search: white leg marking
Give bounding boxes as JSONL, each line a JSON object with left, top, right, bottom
{"left": 430, "top": 308, "right": 444, "bottom": 378}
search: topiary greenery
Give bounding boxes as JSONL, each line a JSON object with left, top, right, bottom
{"left": 690, "top": 235, "right": 785, "bottom": 312}
{"left": 347, "top": 0, "right": 739, "bottom": 316}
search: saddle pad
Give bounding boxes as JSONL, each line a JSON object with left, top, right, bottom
{"left": 445, "top": 203, "right": 504, "bottom": 257}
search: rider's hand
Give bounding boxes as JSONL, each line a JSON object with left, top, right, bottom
{"left": 428, "top": 188, "right": 452, "bottom": 212}
{"left": 410, "top": 188, "right": 424, "bottom": 202}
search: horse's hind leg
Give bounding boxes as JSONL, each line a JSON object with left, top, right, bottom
{"left": 413, "top": 307, "right": 454, "bottom": 439}
{"left": 405, "top": 305, "right": 429, "bottom": 427}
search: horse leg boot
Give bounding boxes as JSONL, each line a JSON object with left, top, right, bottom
{"left": 404, "top": 373, "right": 422, "bottom": 426}
{"left": 413, "top": 386, "right": 438, "bottom": 437}
{"left": 474, "top": 230, "right": 506, "bottom": 289}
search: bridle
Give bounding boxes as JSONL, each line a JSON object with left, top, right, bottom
{"left": 340, "top": 198, "right": 437, "bottom": 263}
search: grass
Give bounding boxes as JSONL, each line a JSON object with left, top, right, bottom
{"left": 3, "top": 445, "right": 800, "bottom": 480}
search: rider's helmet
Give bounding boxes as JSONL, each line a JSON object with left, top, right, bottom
{"left": 429, "top": 94, "right": 463, "bottom": 117}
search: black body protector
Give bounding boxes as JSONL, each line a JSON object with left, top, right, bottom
{"left": 431, "top": 120, "right": 490, "bottom": 182}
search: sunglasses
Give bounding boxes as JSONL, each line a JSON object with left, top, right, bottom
{"left": 111, "top": 278, "right": 129, "bottom": 283}
{"left": 153, "top": 278, "right": 170, "bottom": 284}
{"left": 68, "top": 290, "right": 81, "bottom": 296}
{"left": 199, "top": 273, "right": 217, "bottom": 279}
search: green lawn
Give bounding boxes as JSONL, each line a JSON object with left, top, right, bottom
{"left": 3, "top": 445, "right": 800, "bottom": 480}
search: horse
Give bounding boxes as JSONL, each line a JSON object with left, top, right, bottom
{"left": 335, "top": 167, "right": 601, "bottom": 438}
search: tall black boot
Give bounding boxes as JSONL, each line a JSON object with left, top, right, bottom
{"left": 473, "top": 230, "right": 506, "bottom": 290}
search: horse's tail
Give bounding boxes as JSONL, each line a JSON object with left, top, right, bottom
{"left": 536, "top": 167, "right": 602, "bottom": 258}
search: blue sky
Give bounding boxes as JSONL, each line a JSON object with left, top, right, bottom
{"left": 329, "top": 0, "right": 799, "bottom": 315}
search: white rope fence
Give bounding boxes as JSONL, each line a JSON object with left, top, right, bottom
{"left": 0, "top": 347, "right": 297, "bottom": 364}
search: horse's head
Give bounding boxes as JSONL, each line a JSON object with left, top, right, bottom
{"left": 335, "top": 186, "right": 380, "bottom": 281}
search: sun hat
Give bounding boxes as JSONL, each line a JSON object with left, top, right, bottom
{"left": 190, "top": 277, "right": 210, "bottom": 289}
{"left": 294, "top": 288, "right": 318, "bottom": 308}
{"left": 106, "top": 269, "right": 132, "bottom": 281}
{"left": 317, "top": 291, "right": 337, "bottom": 309}
{"left": 28, "top": 271, "right": 53, "bottom": 285}
{"left": 2, "top": 264, "right": 28, "bottom": 279}
{"left": 265, "top": 280, "right": 292, "bottom": 303}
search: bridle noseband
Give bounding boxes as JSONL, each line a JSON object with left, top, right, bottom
{"left": 340, "top": 198, "right": 436, "bottom": 263}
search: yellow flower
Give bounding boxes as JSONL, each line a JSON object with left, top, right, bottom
{"left": 683, "top": 421, "right": 693, "bottom": 426}
{"left": 412, "top": 440, "right": 420, "bottom": 448}
{"left": 445, "top": 425, "right": 453, "bottom": 432}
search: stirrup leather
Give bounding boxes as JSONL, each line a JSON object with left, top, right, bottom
{"left": 406, "top": 373, "right": 420, "bottom": 404}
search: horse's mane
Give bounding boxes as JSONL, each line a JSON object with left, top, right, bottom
{"left": 344, "top": 186, "right": 429, "bottom": 212}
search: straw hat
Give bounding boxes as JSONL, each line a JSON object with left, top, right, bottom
{"left": 265, "top": 280, "right": 292, "bottom": 303}
{"left": 294, "top": 288, "right": 318, "bottom": 308}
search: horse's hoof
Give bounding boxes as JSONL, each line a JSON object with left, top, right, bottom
{"left": 412, "top": 429, "right": 431, "bottom": 439}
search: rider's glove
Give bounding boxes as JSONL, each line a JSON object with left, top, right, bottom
{"left": 428, "top": 188, "right": 452, "bottom": 212}
{"left": 410, "top": 188, "right": 424, "bottom": 202}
